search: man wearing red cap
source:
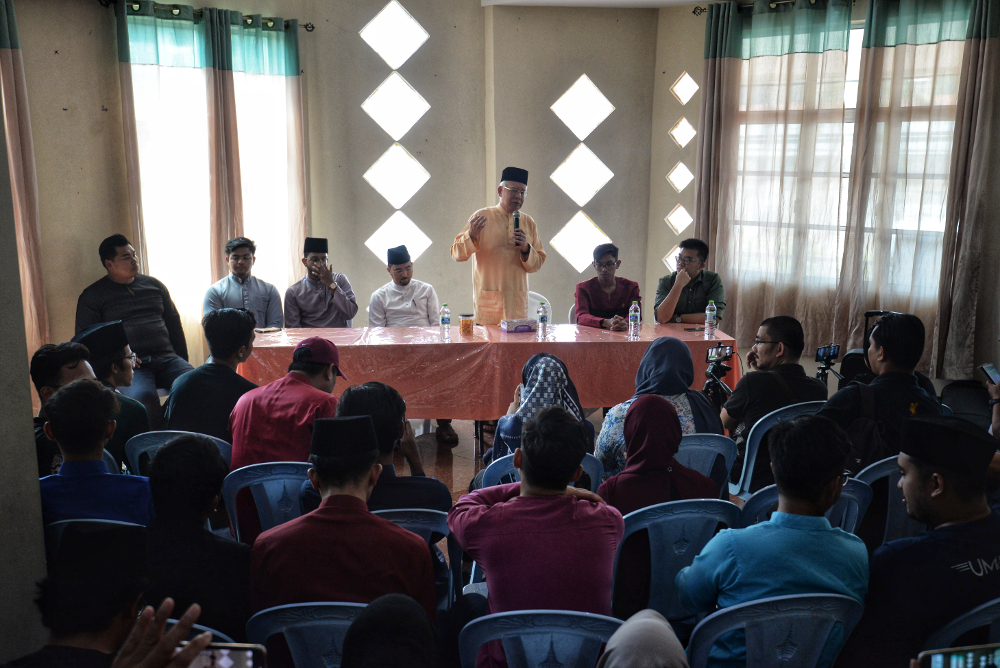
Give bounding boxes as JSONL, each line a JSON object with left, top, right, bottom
{"left": 228, "top": 336, "right": 346, "bottom": 543}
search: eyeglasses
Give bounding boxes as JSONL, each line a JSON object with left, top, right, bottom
{"left": 675, "top": 255, "right": 699, "bottom": 266}
{"left": 594, "top": 261, "right": 618, "bottom": 270}
{"left": 501, "top": 185, "right": 527, "bottom": 197}
{"left": 752, "top": 339, "right": 780, "bottom": 348}
{"left": 122, "top": 353, "right": 139, "bottom": 366}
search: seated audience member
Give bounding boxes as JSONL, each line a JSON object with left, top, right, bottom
{"left": 836, "top": 417, "right": 1000, "bottom": 667}
{"left": 721, "top": 316, "right": 828, "bottom": 490}
{"left": 818, "top": 312, "right": 942, "bottom": 472}
{"left": 76, "top": 234, "right": 192, "bottom": 425}
{"left": 654, "top": 238, "right": 725, "bottom": 325}
{"left": 29, "top": 343, "right": 95, "bottom": 477}
{"left": 1, "top": 521, "right": 211, "bottom": 668}
{"left": 574, "top": 243, "right": 641, "bottom": 331}
{"left": 203, "top": 237, "right": 283, "bottom": 328}
{"left": 367, "top": 245, "right": 457, "bottom": 445}
{"left": 165, "top": 308, "right": 258, "bottom": 442}
{"left": 250, "top": 416, "right": 436, "bottom": 668}
{"left": 600, "top": 395, "right": 718, "bottom": 619}
{"left": 340, "top": 594, "right": 437, "bottom": 668}
{"left": 72, "top": 320, "right": 150, "bottom": 470}
{"left": 595, "top": 609, "right": 689, "bottom": 668}
{"left": 448, "top": 406, "right": 625, "bottom": 668}
{"left": 229, "top": 336, "right": 343, "bottom": 543}
{"left": 675, "top": 415, "right": 868, "bottom": 668}
{"left": 284, "top": 237, "right": 359, "bottom": 328}
{"left": 145, "top": 435, "right": 251, "bottom": 643}
{"left": 40, "top": 379, "right": 153, "bottom": 526}
{"left": 597, "top": 337, "right": 724, "bottom": 480}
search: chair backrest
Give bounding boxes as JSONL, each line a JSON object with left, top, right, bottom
{"left": 687, "top": 594, "right": 864, "bottom": 668}
{"left": 940, "top": 403, "right": 954, "bottom": 416}
{"left": 222, "top": 462, "right": 312, "bottom": 543}
{"left": 372, "top": 509, "right": 462, "bottom": 610}
{"left": 527, "top": 291, "right": 548, "bottom": 320}
{"left": 166, "top": 619, "right": 234, "bottom": 643}
{"left": 923, "top": 596, "right": 1000, "bottom": 651}
{"left": 568, "top": 304, "right": 576, "bottom": 324}
{"left": 613, "top": 500, "right": 742, "bottom": 621}
{"left": 482, "top": 453, "right": 603, "bottom": 493}
{"left": 459, "top": 610, "right": 622, "bottom": 668}
{"left": 856, "top": 455, "right": 926, "bottom": 545}
{"left": 678, "top": 434, "right": 738, "bottom": 492}
{"left": 739, "top": 479, "right": 873, "bottom": 534}
{"left": 246, "top": 602, "right": 367, "bottom": 668}
{"left": 126, "top": 430, "right": 233, "bottom": 475}
{"left": 733, "top": 401, "right": 826, "bottom": 499}
{"left": 44, "top": 519, "right": 143, "bottom": 563}
{"left": 103, "top": 449, "right": 120, "bottom": 474}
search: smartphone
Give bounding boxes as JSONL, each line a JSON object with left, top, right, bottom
{"left": 254, "top": 327, "right": 281, "bottom": 333}
{"left": 816, "top": 344, "right": 841, "bottom": 363}
{"left": 706, "top": 345, "right": 734, "bottom": 363}
{"left": 684, "top": 327, "right": 705, "bottom": 332}
{"left": 918, "top": 643, "right": 1000, "bottom": 668}
{"left": 180, "top": 643, "right": 267, "bottom": 668}
{"left": 980, "top": 363, "right": 1000, "bottom": 385}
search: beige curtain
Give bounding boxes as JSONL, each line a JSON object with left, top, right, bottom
{"left": 115, "top": 0, "right": 148, "bottom": 272}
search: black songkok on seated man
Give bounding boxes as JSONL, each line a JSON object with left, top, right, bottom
{"left": 500, "top": 166, "right": 528, "bottom": 184}
{"left": 386, "top": 245, "right": 410, "bottom": 267}
{"left": 72, "top": 321, "right": 129, "bottom": 364}
{"left": 303, "top": 237, "right": 328, "bottom": 255}
{"left": 901, "top": 416, "right": 997, "bottom": 476}
{"left": 311, "top": 415, "right": 380, "bottom": 460}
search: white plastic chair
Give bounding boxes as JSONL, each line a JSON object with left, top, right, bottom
{"left": 568, "top": 304, "right": 577, "bottom": 324}
{"left": 527, "top": 291, "right": 549, "bottom": 320}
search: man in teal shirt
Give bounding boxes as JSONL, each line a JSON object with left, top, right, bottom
{"left": 676, "top": 415, "right": 868, "bottom": 668}
{"left": 654, "top": 238, "right": 726, "bottom": 324}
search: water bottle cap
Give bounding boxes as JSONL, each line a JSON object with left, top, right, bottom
{"left": 708, "top": 300, "right": 715, "bottom": 304}
{"left": 540, "top": 301, "right": 546, "bottom": 305}
{"left": 632, "top": 301, "right": 638, "bottom": 304}
{"left": 442, "top": 303, "right": 448, "bottom": 306}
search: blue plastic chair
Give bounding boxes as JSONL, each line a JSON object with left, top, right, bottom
{"left": 166, "top": 619, "right": 234, "bottom": 643}
{"left": 613, "top": 500, "right": 741, "bottom": 622}
{"left": 923, "top": 596, "right": 1000, "bottom": 651}
{"left": 373, "top": 508, "right": 463, "bottom": 611}
{"left": 458, "top": 610, "right": 622, "bottom": 668}
{"left": 739, "top": 479, "right": 873, "bottom": 534}
{"left": 732, "top": 401, "right": 826, "bottom": 499}
{"left": 103, "top": 449, "right": 120, "bottom": 474}
{"left": 482, "top": 453, "right": 604, "bottom": 493}
{"left": 126, "top": 430, "right": 232, "bottom": 475}
{"left": 686, "top": 594, "right": 864, "bottom": 668}
{"left": 677, "top": 434, "right": 738, "bottom": 494}
{"left": 940, "top": 404, "right": 954, "bottom": 416}
{"left": 44, "top": 519, "right": 143, "bottom": 563}
{"left": 222, "top": 462, "right": 311, "bottom": 544}
{"left": 856, "top": 455, "right": 926, "bottom": 546}
{"left": 245, "top": 602, "right": 367, "bottom": 668}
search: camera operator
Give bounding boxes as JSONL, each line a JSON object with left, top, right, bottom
{"left": 721, "top": 316, "right": 827, "bottom": 490}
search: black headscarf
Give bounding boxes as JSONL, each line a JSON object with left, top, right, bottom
{"left": 340, "top": 594, "right": 436, "bottom": 668}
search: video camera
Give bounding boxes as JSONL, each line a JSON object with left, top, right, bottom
{"left": 816, "top": 344, "right": 840, "bottom": 365}
{"left": 706, "top": 345, "right": 734, "bottom": 363}
{"left": 702, "top": 343, "right": 734, "bottom": 411}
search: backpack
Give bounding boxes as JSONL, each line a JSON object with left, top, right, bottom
{"left": 846, "top": 383, "right": 894, "bottom": 474}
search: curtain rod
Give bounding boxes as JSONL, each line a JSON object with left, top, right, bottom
{"left": 124, "top": 3, "right": 291, "bottom": 29}
{"left": 739, "top": 0, "right": 818, "bottom": 8}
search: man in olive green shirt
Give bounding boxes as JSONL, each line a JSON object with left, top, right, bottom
{"left": 654, "top": 238, "right": 726, "bottom": 324}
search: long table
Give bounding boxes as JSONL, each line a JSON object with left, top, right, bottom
{"left": 239, "top": 324, "right": 741, "bottom": 421}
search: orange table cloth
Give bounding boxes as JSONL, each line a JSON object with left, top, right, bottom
{"left": 239, "top": 324, "right": 741, "bottom": 421}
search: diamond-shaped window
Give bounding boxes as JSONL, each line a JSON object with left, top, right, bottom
{"left": 671, "top": 72, "right": 699, "bottom": 106}
{"left": 550, "top": 211, "right": 613, "bottom": 273}
{"left": 365, "top": 210, "right": 432, "bottom": 264}
{"left": 359, "top": 0, "right": 429, "bottom": 70}
{"left": 550, "top": 74, "right": 615, "bottom": 141}
{"left": 669, "top": 117, "right": 697, "bottom": 148}
{"left": 666, "top": 162, "right": 694, "bottom": 193}
{"left": 550, "top": 144, "right": 614, "bottom": 207}
{"left": 662, "top": 244, "right": 681, "bottom": 268}
{"left": 363, "top": 143, "right": 430, "bottom": 209}
{"left": 665, "top": 204, "right": 694, "bottom": 234}
{"left": 362, "top": 72, "right": 429, "bottom": 141}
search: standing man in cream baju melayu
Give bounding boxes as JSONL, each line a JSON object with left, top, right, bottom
{"left": 451, "top": 167, "right": 546, "bottom": 325}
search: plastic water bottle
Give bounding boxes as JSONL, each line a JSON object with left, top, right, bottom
{"left": 628, "top": 301, "right": 641, "bottom": 340}
{"left": 704, "top": 300, "right": 717, "bottom": 339}
{"left": 439, "top": 303, "right": 451, "bottom": 340}
{"left": 536, "top": 301, "right": 549, "bottom": 339}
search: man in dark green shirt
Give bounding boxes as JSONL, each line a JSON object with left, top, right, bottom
{"left": 654, "top": 238, "right": 726, "bottom": 324}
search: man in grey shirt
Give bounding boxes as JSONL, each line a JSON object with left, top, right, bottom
{"left": 203, "top": 237, "right": 283, "bottom": 329}
{"left": 284, "top": 237, "right": 359, "bottom": 328}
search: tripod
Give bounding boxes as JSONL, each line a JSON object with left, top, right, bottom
{"left": 815, "top": 361, "right": 843, "bottom": 387}
{"left": 703, "top": 361, "right": 734, "bottom": 412}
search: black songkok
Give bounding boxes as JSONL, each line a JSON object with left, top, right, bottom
{"left": 386, "top": 245, "right": 411, "bottom": 266}
{"left": 311, "top": 416, "right": 379, "bottom": 458}
{"left": 72, "top": 321, "right": 129, "bottom": 361}
{"left": 500, "top": 167, "right": 528, "bottom": 185}
{"left": 303, "top": 237, "right": 328, "bottom": 255}
{"left": 901, "top": 416, "right": 998, "bottom": 478}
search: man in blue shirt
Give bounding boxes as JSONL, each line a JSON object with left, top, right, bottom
{"left": 203, "top": 237, "right": 284, "bottom": 328}
{"left": 676, "top": 415, "right": 868, "bottom": 668}
{"left": 39, "top": 378, "right": 153, "bottom": 526}
{"left": 836, "top": 417, "right": 1000, "bottom": 667}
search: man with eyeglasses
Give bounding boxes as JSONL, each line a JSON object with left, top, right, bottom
{"left": 654, "top": 238, "right": 726, "bottom": 325}
{"left": 574, "top": 243, "right": 641, "bottom": 331}
{"left": 720, "top": 316, "right": 828, "bottom": 491}
{"left": 451, "top": 166, "right": 546, "bottom": 325}
{"left": 72, "top": 320, "right": 150, "bottom": 470}
{"left": 285, "top": 237, "right": 359, "bottom": 328}
{"left": 368, "top": 245, "right": 458, "bottom": 445}
{"left": 76, "top": 234, "right": 192, "bottom": 428}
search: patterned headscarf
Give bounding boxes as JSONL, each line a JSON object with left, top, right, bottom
{"left": 515, "top": 353, "right": 585, "bottom": 423}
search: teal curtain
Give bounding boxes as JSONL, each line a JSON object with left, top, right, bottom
{"left": 705, "top": 0, "right": 851, "bottom": 59}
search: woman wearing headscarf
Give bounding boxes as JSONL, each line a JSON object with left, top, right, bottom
{"left": 595, "top": 609, "right": 689, "bottom": 668}
{"left": 596, "top": 337, "right": 723, "bottom": 480}
{"left": 340, "top": 593, "right": 436, "bottom": 668}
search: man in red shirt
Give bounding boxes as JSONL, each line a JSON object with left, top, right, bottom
{"left": 448, "top": 406, "right": 624, "bottom": 668}
{"left": 250, "top": 416, "right": 436, "bottom": 668}
{"left": 229, "top": 336, "right": 344, "bottom": 542}
{"left": 574, "top": 243, "right": 641, "bottom": 330}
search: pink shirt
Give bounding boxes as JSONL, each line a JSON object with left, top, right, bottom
{"left": 448, "top": 483, "right": 624, "bottom": 668}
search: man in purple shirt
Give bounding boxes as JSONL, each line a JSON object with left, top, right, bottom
{"left": 574, "top": 243, "right": 641, "bottom": 330}
{"left": 449, "top": 406, "right": 624, "bottom": 668}
{"left": 283, "top": 237, "right": 359, "bottom": 328}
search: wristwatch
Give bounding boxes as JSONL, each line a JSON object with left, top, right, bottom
{"left": 990, "top": 398, "right": 1000, "bottom": 408}
{"left": 675, "top": 315, "right": 682, "bottom": 323}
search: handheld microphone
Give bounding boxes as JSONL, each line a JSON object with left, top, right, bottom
{"left": 513, "top": 211, "right": 520, "bottom": 230}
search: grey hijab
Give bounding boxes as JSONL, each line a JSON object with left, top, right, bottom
{"left": 596, "top": 610, "right": 689, "bottom": 668}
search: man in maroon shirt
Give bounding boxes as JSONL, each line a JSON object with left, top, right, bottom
{"left": 250, "top": 416, "right": 436, "bottom": 668}
{"left": 449, "top": 406, "right": 624, "bottom": 668}
{"left": 229, "top": 336, "right": 344, "bottom": 542}
{"left": 574, "top": 243, "right": 641, "bottom": 330}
